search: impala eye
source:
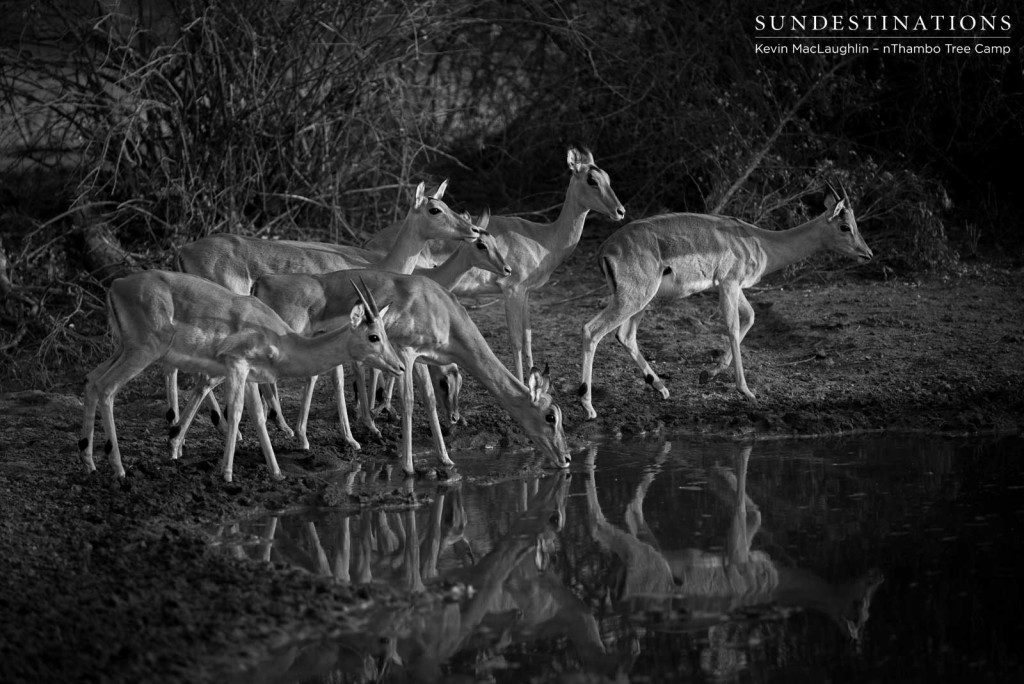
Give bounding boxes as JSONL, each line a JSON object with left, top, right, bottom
{"left": 475, "top": 241, "right": 487, "bottom": 250}
{"left": 368, "top": 334, "right": 380, "bottom": 343}
{"left": 586, "top": 175, "right": 598, "bottom": 187}
{"left": 428, "top": 206, "right": 441, "bottom": 215}
{"left": 545, "top": 412, "right": 556, "bottom": 424}
{"left": 840, "top": 224, "right": 852, "bottom": 233}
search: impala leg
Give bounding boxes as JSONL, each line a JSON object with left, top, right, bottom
{"left": 616, "top": 309, "right": 670, "bottom": 400}
{"left": 245, "top": 380, "right": 283, "bottom": 480}
{"left": 579, "top": 283, "right": 655, "bottom": 420}
{"left": 353, "top": 361, "right": 383, "bottom": 441}
{"left": 521, "top": 291, "right": 535, "bottom": 373}
{"left": 704, "top": 289, "right": 756, "bottom": 383}
{"left": 398, "top": 350, "right": 418, "bottom": 475}
{"left": 202, "top": 382, "right": 230, "bottom": 436}
{"left": 415, "top": 362, "right": 454, "bottom": 468}
{"left": 262, "top": 381, "right": 295, "bottom": 437}
{"left": 79, "top": 354, "right": 119, "bottom": 472}
{"left": 219, "top": 366, "right": 248, "bottom": 483}
{"left": 504, "top": 290, "right": 528, "bottom": 383}
{"left": 94, "top": 349, "right": 152, "bottom": 477}
{"left": 718, "top": 284, "right": 756, "bottom": 401}
{"left": 165, "top": 368, "right": 179, "bottom": 425}
{"left": 331, "top": 365, "right": 361, "bottom": 451}
{"left": 169, "top": 375, "right": 222, "bottom": 460}
{"left": 295, "top": 375, "right": 318, "bottom": 451}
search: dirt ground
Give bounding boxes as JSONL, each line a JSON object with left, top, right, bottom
{"left": 2, "top": 235, "right": 1023, "bottom": 684}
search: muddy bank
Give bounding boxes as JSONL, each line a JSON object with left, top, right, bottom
{"left": 1, "top": 245, "right": 1022, "bottom": 683}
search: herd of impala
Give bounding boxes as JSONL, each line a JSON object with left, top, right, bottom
{"left": 77, "top": 147, "right": 874, "bottom": 482}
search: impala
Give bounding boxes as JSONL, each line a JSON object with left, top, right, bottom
{"left": 292, "top": 222, "right": 511, "bottom": 450}
{"left": 578, "top": 180, "right": 873, "bottom": 419}
{"left": 249, "top": 269, "right": 570, "bottom": 475}
{"left": 170, "top": 180, "right": 480, "bottom": 433}
{"left": 372, "top": 223, "right": 513, "bottom": 429}
{"left": 364, "top": 147, "right": 625, "bottom": 382}
{"left": 78, "top": 272, "right": 403, "bottom": 482}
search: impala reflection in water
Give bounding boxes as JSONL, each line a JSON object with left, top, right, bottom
{"left": 215, "top": 434, "right": 1024, "bottom": 683}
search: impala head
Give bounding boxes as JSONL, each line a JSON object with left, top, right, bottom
{"left": 567, "top": 146, "right": 626, "bottom": 221}
{"left": 435, "top": 364, "right": 464, "bottom": 425}
{"left": 821, "top": 179, "right": 873, "bottom": 263}
{"left": 410, "top": 180, "right": 481, "bottom": 242}
{"left": 463, "top": 210, "right": 513, "bottom": 278}
{"left": 523, "top": 365, "right": 571, "bottom": 469}
{"left": 834, "top": 568, "right": 884, "bottom": 645}
{"left": 349, "top": 278, "right": 404, "bottom": 377}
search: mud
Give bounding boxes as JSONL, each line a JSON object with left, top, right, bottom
{"left": 2, "top": 239, "right": 1022, "bottom": 683}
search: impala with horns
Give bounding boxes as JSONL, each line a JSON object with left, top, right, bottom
{"left": 79, "top": 272, "right": 403, "bottom": 482}
{"left": 169, "top": 180, "right": 481, "bottom": 434}
{"left": 286, "top": 219, "right": 512, "bottom": 451}
{"left": 364, "top": 146, "right": 626, "bottom": 383}
{"left": 246, "top": 269, "right": 571, "bottom": 475}
{"left": 578, "top": 180, "right": 872, "bottom": 419}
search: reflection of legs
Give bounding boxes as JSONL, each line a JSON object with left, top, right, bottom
{"left": 725, "top": 445, "right": 758, "bottom": 564}
{"left": 624, "top": 444, "right": 669, "bottom": 544}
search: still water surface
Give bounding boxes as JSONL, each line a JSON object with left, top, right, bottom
{"left": 217, "top": 434, "right": 1024, "bottom": 682}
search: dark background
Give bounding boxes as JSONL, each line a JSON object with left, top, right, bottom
{"left": 1, "top": 0, "right": 1022, "bottom": 384}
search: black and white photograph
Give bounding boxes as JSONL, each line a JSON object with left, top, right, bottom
{"left": 2, "top": 1, "right": 1022, "bottom": 682}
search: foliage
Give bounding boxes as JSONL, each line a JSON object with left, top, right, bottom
{"left": 0, "top": 0, "right": 1022, "bottom": 387}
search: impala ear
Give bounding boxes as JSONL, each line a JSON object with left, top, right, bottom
{"left": 476, "top": 207, "right": 490, "bottom": 232}
{"left": 528, "top": 365, "right": 551, "bottom": 404}
{"left": 266, "top": 344, "right": 280, "bottom": 362}
{"left": 414, "top": 181, "right": 427, "bottom": 209}
{"left": 568, "top": 147, "right": 583, "bottom": 173}
{"left": 349, "top": 303, "right": 367, "bottom": 328}
{"left": 377, "top": 304, "right": 391, "bottom": 320}
{"left": 432, "top": 179, "right": 449, "bottom": 200}
{"left": 830, "top": 197, "right": 846, "bottom": 220}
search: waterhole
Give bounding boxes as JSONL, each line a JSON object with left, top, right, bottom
{"left": 215, "top": 433, "right": 1024, "bottom": 682}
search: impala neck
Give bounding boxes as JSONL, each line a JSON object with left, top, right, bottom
{"left": 376, "top": 215, "right": 425, "bottom": 274}
{"left": 548, "top": 177, "right": 591, "bottom": 247}
{"left": 450, "top": 327, "right": 534, "bottom": 418}
{"left": 275, "top": 325, "right": 353, "bottom": 377}
{"left": 424, "top": 244, "right": 471, "bottom": 289}
{"left": 760, "top": 215, "right": 828, "bottom": 275}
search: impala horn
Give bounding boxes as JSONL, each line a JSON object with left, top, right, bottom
{"left": 351, "top": 278, "right": 380, "bottom": 323}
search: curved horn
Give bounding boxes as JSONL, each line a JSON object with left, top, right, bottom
{"left": 351, "top": 278, "right": 374, "bottom": 322}
{"left": 824, "top": 178, "right": 842, "bottom": 202}
{"left": 357, "top": 276, "right": 382, "bottom": 319}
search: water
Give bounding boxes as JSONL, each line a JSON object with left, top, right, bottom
{"left": 215, "top": 434, "right": 1024, "bottom": 683}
